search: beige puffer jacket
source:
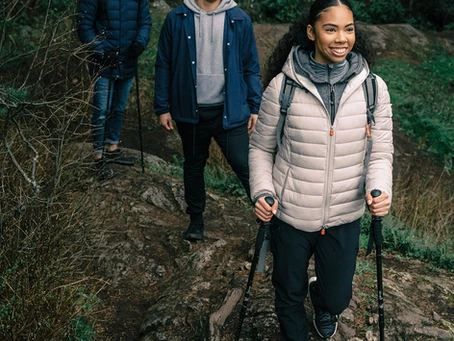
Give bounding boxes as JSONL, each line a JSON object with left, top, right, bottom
{"left": 249, "top": 49, "right": 393, "bottom": 232}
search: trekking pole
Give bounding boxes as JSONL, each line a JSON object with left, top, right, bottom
{"left": 135, "top": 70, "right": 145, "bottom": 173}
{"left": 234, "top": 196, "right": 275, "bottom": 341}
{"left": 366, "top": 189, "right": 385, "bottom": 341}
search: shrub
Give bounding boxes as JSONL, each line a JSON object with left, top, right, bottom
{"left": 350, "top": 0, "right": 406, "bottom": 24}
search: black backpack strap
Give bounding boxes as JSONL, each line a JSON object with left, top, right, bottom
{"left": 280, "top": 74, "right": 298, "bottom": 115}
{"left": 361, "top": 73, "right": 378, "bottom": 194}
{"left": 277, "top": 74, "right": 299, "bottom": 147}
{"left": 363, "top": 73, "right": 377, "bottom": 128}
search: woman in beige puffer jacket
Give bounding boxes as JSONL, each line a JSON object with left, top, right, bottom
{"left": 248, "top": 1, "right": 393, "bottom": 340}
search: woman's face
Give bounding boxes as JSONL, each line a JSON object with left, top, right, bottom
{"left": 307, "top": 5, "right": 356, "bottom": 64}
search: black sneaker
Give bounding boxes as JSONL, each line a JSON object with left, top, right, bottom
{"left": 309, "top": 277, "right": 338, "bottom": 339}
{"left": 104, "top": 148, "right": 135, "bottom": 166}
{"left": 183, "top": 214, "right": 204, "bottom": 241}
{"left": 93, "top": 158, "right": 114, "bottom": 181}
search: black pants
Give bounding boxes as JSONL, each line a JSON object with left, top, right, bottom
{"left": 176, "top": 107, "right": 250, "bottom": 215}
{"left": 270, "top": 218, "right": 361, "bottom": 341}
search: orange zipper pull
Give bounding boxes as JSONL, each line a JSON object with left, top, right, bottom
{"left": 321, "top": 227, "right": 326, "bottom": 235}
{"left": 366, "top": 124, "right": 371, "bottom": 137}
{"left": 330, "top": 129, "right": 334, "bottom": 136}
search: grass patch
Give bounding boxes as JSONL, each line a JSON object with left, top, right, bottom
{"left": 372, "top": 46, "right": 454, "bottom": 171}
{"left": 360, "top": 214, "right": 454, "bottom": 272}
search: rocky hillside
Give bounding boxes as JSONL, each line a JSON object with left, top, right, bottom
{"left": 78, "top": 149, "right": 453, "bottom": 341}
{"left": 77, "top": 23, "right": 454, "bottom": 341}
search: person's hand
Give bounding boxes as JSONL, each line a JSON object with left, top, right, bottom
{"left": 248, "top": 113, "right": 258, "bottom": 135}
{"left": 158, "top": 112, "right": 174, "bottom": 131}
{"left": 255, "top": 196, "right": 278, "bottom": 222}
{"left": 366, "top": 191, "right": 390, "bottom": 216}
{"left": 128, "top": 41, "right": 145, "bottom": 59}
{"left": 99, "top": 50, "right": 119, "bottom": 67}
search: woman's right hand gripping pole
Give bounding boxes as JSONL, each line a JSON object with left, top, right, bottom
{"left": 255, "top": 196, "right": 279, "bottom": 222}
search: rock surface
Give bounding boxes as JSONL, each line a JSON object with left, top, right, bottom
{"left": 77, "top": 149, "right": 453, "bottom": 341}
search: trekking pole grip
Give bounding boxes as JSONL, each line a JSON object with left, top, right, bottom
{"left": 371, "top": 189, "right": 382, "bottom": 221}
{"left": 371, "top": 189, "right": 382, "bottom": 199}
{"left": 370, "top": 189, "right": 383, "bottom": 243}
{"left": 264, "top": 196, "right": 275, "bottom": 210}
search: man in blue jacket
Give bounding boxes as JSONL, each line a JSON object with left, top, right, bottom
{"left": 154, "top": 0, "right": 262, "bottom": 241}
{"left": 77, "top": 0, "right": 152, "bottom": 181}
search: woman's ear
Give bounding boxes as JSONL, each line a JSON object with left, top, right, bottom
{"left": 307, "top": 25, "right": 315, "bottom": 41}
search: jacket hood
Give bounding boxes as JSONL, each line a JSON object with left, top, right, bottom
{"left": 184, "top": 0, "right": 237, "bottom": 14}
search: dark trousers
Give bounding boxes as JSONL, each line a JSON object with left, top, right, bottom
{"left": 175, "top": 107, "right": 250, "bottom": 215}
{"left": 270, "top": 218, "right": 361, "bottom": 341}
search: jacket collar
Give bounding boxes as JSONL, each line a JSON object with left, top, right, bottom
{"left": 282, "top": 46, "right": 370, "bottom": 99}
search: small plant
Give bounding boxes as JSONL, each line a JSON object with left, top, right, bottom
{"left": 355, "top": 259, "right": 375, "bottom": 276}
{"left": 70, "top": 316, "right": 96, "bottom": 341}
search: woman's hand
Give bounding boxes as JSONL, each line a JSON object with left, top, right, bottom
{"left": 255, "top": 196, "right": 279, "bottom": 222}
{"left": 366, "top": 191, "right": 390, "bottom": 216}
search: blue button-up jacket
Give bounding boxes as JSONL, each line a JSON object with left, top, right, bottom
{"left": 154, "top": 5, "right": 262, "bottom": 130}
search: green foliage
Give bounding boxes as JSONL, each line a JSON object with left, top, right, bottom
{"left": 360, "top": 214, "right": 454, "bottom": 272}
{"left": 46, "top": 0, "right": 74, "bottom": 13}
{"left": 254, "top": 0, "right": 304, "bottom": 23}
{"left": 350, "top": 0, "right": 406, "bottom": 24}
{"left": 355, "top": 259, "right": 375, "bottom": 276}
{"left": 372, "top": 48, "right": 454, "bottom": 171}
{"left": 69, "top": 292, "right": 99, "bottom": 341}
{"left": 0, "top": 86, "right": 28, "bottom": 103}
{"left": 70, "top": 317, "right": 96, "bottom": 341}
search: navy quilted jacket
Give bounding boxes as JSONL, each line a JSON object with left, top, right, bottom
{"left": 77, "top": 0, "right": 152, "bottom": 79}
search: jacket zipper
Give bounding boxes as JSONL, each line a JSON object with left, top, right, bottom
{"left": 321, "top": 67, "right": 335, "bottom": 232}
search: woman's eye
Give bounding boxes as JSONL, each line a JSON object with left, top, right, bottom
{"left": 326, "top": 28, "right": 335, "bottom": 32}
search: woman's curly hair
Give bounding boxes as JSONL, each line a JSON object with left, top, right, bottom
{"left": 262, "top": 0, "right": 376, "bottom": 88}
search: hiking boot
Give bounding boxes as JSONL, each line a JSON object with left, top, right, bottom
{"left": 183, "top": 214, "right": 204, "bottom": 241}
{"left": 309, "top": 277, "right": 338, "bottom": 339}
{"left": 104, "top": 148, "right": 136, "bottom": 166}
{"left": 93, "top": 158, "right": 114, "bottom": 182}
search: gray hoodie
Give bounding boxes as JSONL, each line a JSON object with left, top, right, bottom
{"left": 183, "top": 0, "right": 237, "bottom": 106}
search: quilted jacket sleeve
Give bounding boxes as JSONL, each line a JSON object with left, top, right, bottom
{"left": 135, "top": 0, "right": 152, "bottom": 48}
{"left": 76, "top": 0, "right": 104, "bottom": 55}
{"left": 366, "top": 75, "right": 394, "bottom": 202}
{"left": 249, "top": 74, "right": 283, "bottom": 202}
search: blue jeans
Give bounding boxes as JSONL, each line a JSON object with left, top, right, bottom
{"left": 91, "top": 76, "right": 134, "bottom": 155}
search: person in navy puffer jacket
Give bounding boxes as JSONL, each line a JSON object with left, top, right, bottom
{"left": 77, "top": 0, "right": 152, "bottom": 181}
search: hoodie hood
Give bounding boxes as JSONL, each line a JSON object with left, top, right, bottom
{"left": 184, "top": 0, "right": 237, "bottom": 14}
